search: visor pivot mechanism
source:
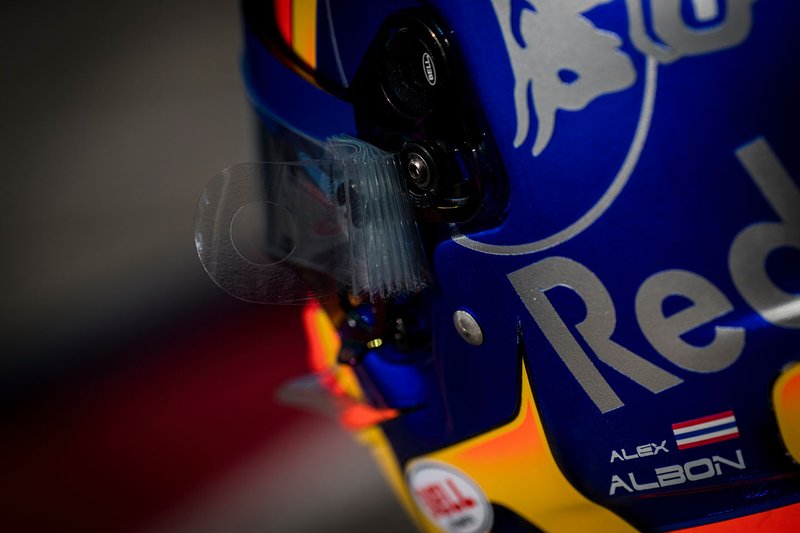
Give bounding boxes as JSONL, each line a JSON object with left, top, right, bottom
{"left": 407, "top": 151, "right": 431, "bottom": 189}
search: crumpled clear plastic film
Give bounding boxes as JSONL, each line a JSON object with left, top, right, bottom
{"left": 195, "top": 136, "right": 429, "bottom": 303}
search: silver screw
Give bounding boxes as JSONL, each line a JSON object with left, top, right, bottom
{"left": 453, "top": 309, "right": 484, "bottom": 346}
{"left": 407, "top": 153, "right": 430, "bottom": 188}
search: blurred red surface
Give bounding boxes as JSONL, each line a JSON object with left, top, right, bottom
{"left": 0, "top": 304, "right": 311, "bottom": 532}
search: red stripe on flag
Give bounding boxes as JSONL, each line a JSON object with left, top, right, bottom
{"left": 275, "top": 0, "right": 292, "bottom": 44}
{"left": 676, "top": 432, "right": 740, "bottom": 450}
{"left": 672, "top": 410, "right": 734, "bottom": 430}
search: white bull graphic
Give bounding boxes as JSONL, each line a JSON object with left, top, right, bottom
{"left": 492, "top": 0, "right": 758, "bottom": 157}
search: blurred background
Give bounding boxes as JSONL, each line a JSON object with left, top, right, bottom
{"left": 0, "top": 0, "right": 415, "bottom": 531}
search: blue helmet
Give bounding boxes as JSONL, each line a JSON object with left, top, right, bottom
{"left": 197, "top": 1, "right": 800, "bottom": 530}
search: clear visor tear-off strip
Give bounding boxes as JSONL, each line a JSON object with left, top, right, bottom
{"left": 195, "top": 136, "right": 430, "bottom": 304}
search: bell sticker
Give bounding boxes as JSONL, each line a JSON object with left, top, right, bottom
{"left": 407, "top": 460, "right": 492, "bottom": 533}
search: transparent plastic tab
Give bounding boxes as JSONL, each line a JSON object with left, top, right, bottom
{"left": 195, "top": 160, "right": 346, "bottom": 303}
{"left": 195, "top": 137, "right": 429, "bottom": 304}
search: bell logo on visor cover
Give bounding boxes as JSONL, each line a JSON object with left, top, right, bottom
{"left": 195, "top": 137, "right": 429, "bottom": 303}
{"left": 422, "top": 52, "right": 437, "bottom": 86}
{"left": 455, "top": 0, "right": 759, "bottom": 255}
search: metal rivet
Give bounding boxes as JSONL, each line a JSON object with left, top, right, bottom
{"left": 453, "top": 309, "right": 483, "bottom": 346}
{"left": 407, "top": 152, "right": 430, "bottom": 188}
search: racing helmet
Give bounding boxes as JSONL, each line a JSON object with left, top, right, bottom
{"left": 196, "top": 1, "right": 800, "bottom": 531}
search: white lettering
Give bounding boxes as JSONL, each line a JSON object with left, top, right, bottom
{"left": 611, "top": 449, "right": 746, "bottom": 495}
{"left": 655, "top": 464, "right": 686, "bottom": 487}
{"left": 628, "top": 472, "right": 659, "bottom": 491}
{"left": 713, "top": 449, "right": 746, "bottom": 475}
{"left": 511, "top": 139, "right": 798, "bottom": 408}
{"left": 623, "top": 448, "right": 638, "bottom": 460}
{"left": 509, "top": 257, "right": 682, "bottom": 413}
{"left": 684, "top": 458, "right": 715, "bottom": 481}
{"left": 636, "top": 270, "right": 744, "bottom": 373}
{"left": 730, "top": 138, "right": 800, "bottom": 328}
{"left": 609, "top": 474, "right": 634, "bottom": 495}
{"left": 636, "top": 444, "right": 654, "bottom": 457}
{"left": 610, "top": 441, "right": 669, "bottom": 462}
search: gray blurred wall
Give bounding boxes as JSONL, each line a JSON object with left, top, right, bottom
{"left": 1, "top": 0, "right": 252, "bottom": 370}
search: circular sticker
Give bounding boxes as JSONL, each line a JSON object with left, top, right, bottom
{"left": 407, "top": 460, "right": 493, "bottom": 533}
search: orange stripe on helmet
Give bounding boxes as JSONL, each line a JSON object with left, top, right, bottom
{"left": 291, "top": 0, "right": 318, "bottom": 69}
{"left": 773, "top": 362, "right": 800, "bottom": 462}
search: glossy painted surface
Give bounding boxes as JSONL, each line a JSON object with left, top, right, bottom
{"left": 245, "top": 1, "right": 800, "bottom": 530}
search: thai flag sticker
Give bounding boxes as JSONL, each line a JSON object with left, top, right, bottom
{"left": 672, "top": 410, "right": 740, "bottom": 450}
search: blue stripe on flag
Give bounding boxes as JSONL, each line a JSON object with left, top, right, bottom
{"left": 674, "top": 421, "right": 738, "bottom": 440}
